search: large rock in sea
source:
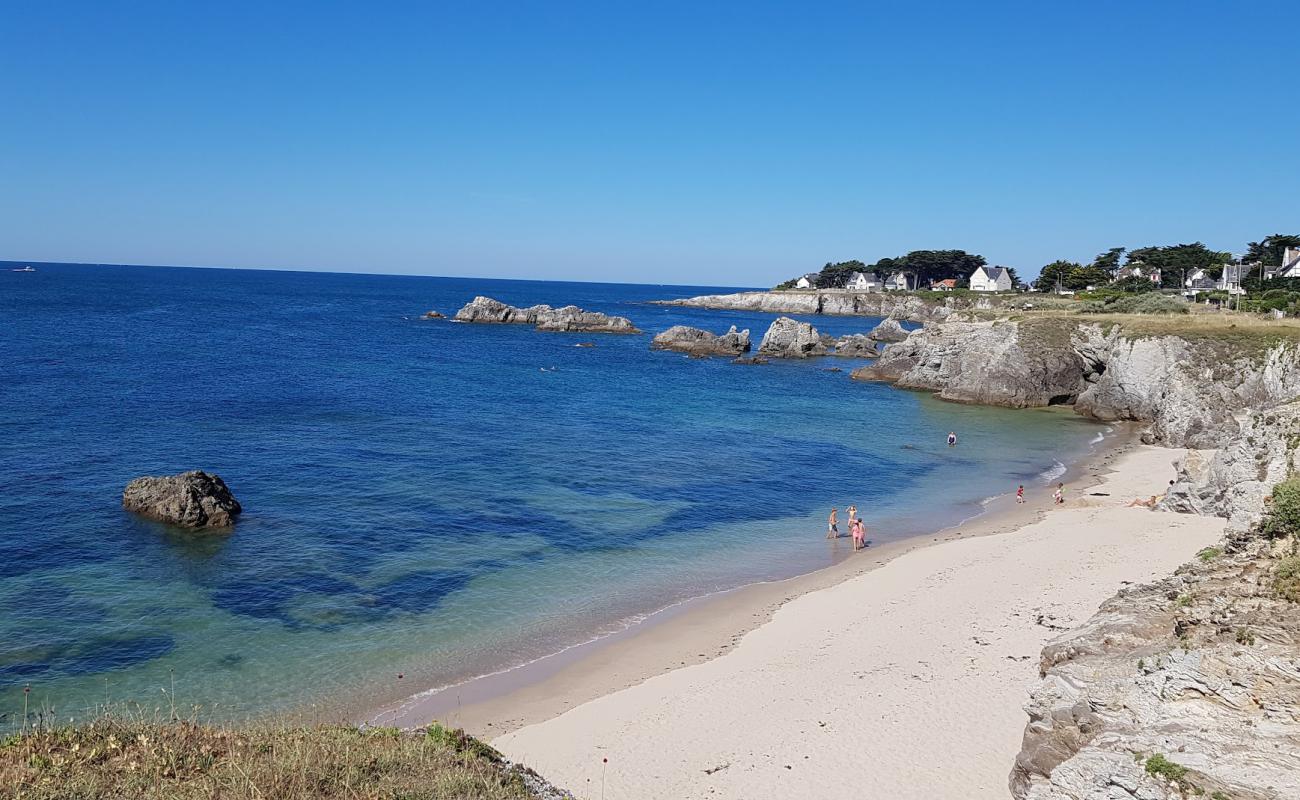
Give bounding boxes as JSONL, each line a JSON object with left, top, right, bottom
{"left": 453, "top": 296, "right": 639, "bottom": 333}
{"left": 651, "top": 325, "right": 751, "bottom": 357}
{"left": 831, "top": 334, "right": 879, "bottom": 357}
{"left": 867, "top": 317, "right": 910, "bottom": 342}
{"left": 757, "top": 317, "right": 828, "bottom": 358}
{"left": 122, "top": 471, "right": 242, "bottom": 528}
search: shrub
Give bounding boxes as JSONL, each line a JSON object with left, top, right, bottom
{"left": 1145, "top": 753, "right": 1189, "bottom": 783}
{"left": 1259, "top": 477, "right": 1300, "bottom": 538}
{"left": 1080, "top": 293, "right": 1189, "bottom": 315}
{"left": 1196, "top": 546, "right": 1223, "bottom": 562}
{"left": 1275, "top": 555, "right": 1300, "bottom": 603}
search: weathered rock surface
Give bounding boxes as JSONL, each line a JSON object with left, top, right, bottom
{"left": 867, "top": 317, "right": 910, "bottom": 342}
{"left": 852, "top": 319, "right": 1087, "bottom": 408}
{"left": 651, "top": 291, "right": 958, "bottom": 322}
{"left": 1011, "top": 523, "right": 1300, "bottom": 800}
{"left": 453, "top": 296, "right": 640, "bottom": 333}
{"left": 650, "top": 325, "right": 751, "bottom": 357}
{"left": 420, "top": 310, "right": 444, "bottom": 319}
{"left": 830, "top": 334, "right": 879, "bottom": 357}
{"left": 757, "top": 317, "right": 827, "bottom": 358}
{"left": 852, "top": 317, "right": 1300, "bottom": 446}
{"left": 122, "top": 471, "right": 241, "bottom": 528}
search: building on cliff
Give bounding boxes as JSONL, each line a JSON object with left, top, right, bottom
{"left": 969, "top": 265, "right": 1013, "bottom": 292}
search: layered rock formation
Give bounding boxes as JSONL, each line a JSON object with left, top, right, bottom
{"left": 651, "top": 291, "right": 958, "bottom": 322}
{"left": 853, "top": 318, "right": 1300, "bottom": 447}
{"left": 453, "top": 296, "right": 640, "bottom": 333}
{"left": 830, "top": 334, "right": 879, "bottom": 357}
{"left": 650, "top": 325, "right": 751, "bottom": 357}
{"left": 122, "top": 471, "right": 242, "bottom": 528}
{"left": 757, "top": 317, "right": 828, "bottom": 358}
{"left": 867, "top": 317, "right": 910, "bottom": 342}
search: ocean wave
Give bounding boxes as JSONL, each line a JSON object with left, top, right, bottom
{"left": 1039, "top": 460, "right": 1068, "bottom": 483}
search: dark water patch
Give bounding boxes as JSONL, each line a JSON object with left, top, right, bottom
{"left": 0, "top": 635, "right": 175, "bottom": 685}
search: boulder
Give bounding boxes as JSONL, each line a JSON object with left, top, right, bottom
{"left": 832, "top": 334, "right": 879, "bottom": 357}
{"left": 757, "top": 317, "right": 828, "bottom": 358}
{"left": 651, "top": 325, "right": 751, "bottom": 357}
{"left": 732, "top": 356, "right": 770, "bottom": 365}
{"left": 421, "top": 310, "right": 445, "bottom": 319}
{"left": 453, "top": 296, "right": 639, "bottom": 333}
{"left": 867, "top": 318, "right": 910, "bottom": 342}
{"left": 123, "top": 471, "right": 241, "bottom": 529}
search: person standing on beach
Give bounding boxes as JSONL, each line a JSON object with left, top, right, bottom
{"left": 947, "top": 431, "right": 957, "bottom": 447}
{"left": 852, "top": 518, "right": 866, "bottom": 550}
{"left": 1016, "top": 485, "right": 1025, "bottom": 504}
{"left": 847, "top": 504, "right": 858, "bottom": 526}
{"left": 1053, "top": 483, "right": 1064, "bottom": 505}
{"left": 827, "top": 508, "right": 839, "bottom": 539}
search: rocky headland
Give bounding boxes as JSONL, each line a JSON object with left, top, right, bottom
{"left": 122, "top": 470, "right": 242, "bottom": 528}
{"left": 454, "top": 296, "right": 640, "bottom": 333}
{"left": 650, "top": 325, "right": 751, "bottom": 357}
{"left": 651, "top": 289, "right": 1004, "bottom": 322}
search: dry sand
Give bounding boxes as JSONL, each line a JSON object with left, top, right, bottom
{"left": 488, "top": 446, "right": 1226, "bottom": 799}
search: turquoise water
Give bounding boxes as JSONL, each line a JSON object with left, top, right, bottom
{"left": 0, "top": 263, "right": 1102, "bottom": 727}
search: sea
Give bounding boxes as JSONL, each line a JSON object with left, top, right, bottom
{"left": 0, "top": 262, "right": 1104, "bottom": 728}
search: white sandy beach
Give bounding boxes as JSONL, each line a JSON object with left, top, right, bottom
{"left": 490, "top": 446, "right": 1225, "bottom": 799}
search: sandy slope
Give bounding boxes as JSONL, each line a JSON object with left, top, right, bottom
{"left": 493, "top": 446, "right": 1225, "bottom": 799}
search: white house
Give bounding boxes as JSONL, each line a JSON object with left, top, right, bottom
{"left": 1184, "top": 268, "right": 1217, "bottom": 296}
{"left": 794, "top": 272, "right": 820, "bottom": 289}
{"left": 1217, "top": 264, "right": 1252, "bottom": 295}
{"left": 969, "top": 266, "right": 1013, "bottom": 292}
{"left": 884, "top": 272, "right": 914, "bottom": 291}
{"left": 1114, "top": 264, "right": 1162, "bottom": 284}
{"left": 1273, "top": 246, "right": 1300, "bottom": 279}
{"left": 845, "top": 271, "right": 881, "bottom": 292}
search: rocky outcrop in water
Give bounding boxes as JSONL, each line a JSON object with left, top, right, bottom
{"left": 831, "top": 334, "right": 879, "bottom": 357}
{"left": 757, "top": 317, "right": 828, "bottom": 358}
{"left": 650, "top": 325, "right": 751, "bottom": 357}
{"left": 867, "top": 317, "right": 910, "bottom": 342}
{"left": 453, "top": 296, "right": 640, "bottom": 333}
{"left": 122, "top": 471, "right": 242, "bottom": 528}
{"left": 651, "top": 291, "right": 958, "bottom": 322}
{"left": 421, "top": 310, "right": 445, "bottom": 319}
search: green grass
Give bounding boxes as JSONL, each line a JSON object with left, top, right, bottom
{"left": 1275, "top": 555, "right": 1300, "bottom": 603}
{"left": 0, "top": 718, "right": 547, "bottom": 800}
{"left": 1196, "top": 546, "right": 1223, "bottom": 562}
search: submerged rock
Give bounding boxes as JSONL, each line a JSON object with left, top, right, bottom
{"left": 123, "top": 471, "right": 242, "bottom": 529}
{"left": 831, "top": 334, "right": 879, "bottom": 357}
{"left": 453, "top": 296, "right": 640, "bottom": 333}
{"left": 732, "top": 356, "right": 770, "bottom": 365}
{"left": 651, "top": 325, "right": 751, "bottom": 357}
{"left": 420, "top": 310, "right": 445, "bottom": 319}
{"left": 867, "top": 317, "right": 910, "bottom": 342}
{"left": 757, "top": 317, "right": 828, "bottom": 358}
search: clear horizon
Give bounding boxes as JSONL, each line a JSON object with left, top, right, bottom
{"left": 2, "top": 1, "right": 1296, "bottom": 285}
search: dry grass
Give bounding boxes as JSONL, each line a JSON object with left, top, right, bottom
{"left": 0, "top": 717, "right": 552, "bottom": 800}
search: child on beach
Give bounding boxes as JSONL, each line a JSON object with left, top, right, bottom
{"left": 1053, "top": 483, "right": 1064, "bottom": 505}
{"left": 827, "top": 508, "right": 838, "bottom": 539}
{"left": 1016, "top": 485, "right": 1025, "bottom": 504}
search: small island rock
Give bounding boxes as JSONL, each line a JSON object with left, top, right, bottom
{"left": 453, "top": 296, "right": 639, "bottom": 333}
{"left": 832, "top": 334, "right": 880, "bottom": 357}
{"left": 651, "top": 325, "right": 751, "bottom": 357}
{"left": 421, "top": 310, "right": 445, "bottom": 319}
{"left": 867, "top": 318, "right": 910, "bottom": 343}
{"left": 123, "top": 471, "right": 242, "bottom": 529}
{"left": 757, "top": 317, "right": 828, "bottom": 358}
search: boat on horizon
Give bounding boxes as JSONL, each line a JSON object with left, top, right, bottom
{"left": 11, "top": 265, "right": 35, "bottom": 272}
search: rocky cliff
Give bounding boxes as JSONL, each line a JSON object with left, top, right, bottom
{"left": 454, "top": 296, "right": 640, "bottom": 333}
{"left": 650, "top": 325, "right": 751, "bottom": 357}
{"left": 853, "top": 317, "right": 1300, "bottom": 448}
{"left": 651, "top": 290, "right": 964, "bottom": 322}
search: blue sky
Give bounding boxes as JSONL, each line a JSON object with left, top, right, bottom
{"left": 2, "top": 1, "right": 1296, "bottom": 286}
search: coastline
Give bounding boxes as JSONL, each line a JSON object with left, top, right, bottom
{"left": 488, "top": 442, "right": 1225, "bottom": 799}
{"left": 367, "top": 423, "right": 1135, "bottom": 736}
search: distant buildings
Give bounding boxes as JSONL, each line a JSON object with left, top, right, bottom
{"left": 884, "top": 272, "right": 914, "bottom": 291}
{"left": 1270, "top": 247, "right": 1300, "bottom": 279}
{"left": 930, "top": 278, "right": 957, "bottom": 291}
{"left": 845, "top": 271, "right": 882, "bottom": 292}
{"left": 969, "top": 266, "right": 1013, "bottom": 292}
{"left": 795, "top": 273, "right": 820, "bottom": 289}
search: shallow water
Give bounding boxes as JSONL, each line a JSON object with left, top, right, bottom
{"left": 0, "top": 263, "right": 1102, "bottom": 725}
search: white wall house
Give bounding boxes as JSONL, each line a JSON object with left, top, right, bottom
{"left": 1184, "top": 268, "right": 1217, "bottom": 296}
{"left": 969, "top": 266, "right": 1013, "bottom": 292}
{"left": 1274, "top": 247, "right": 1300, "bottom": 279}
{"left": 845, "top": 271, "right": 881, "bottom": 292}
{"left": 795, "top": 272, "right": 820, "bottom": 289}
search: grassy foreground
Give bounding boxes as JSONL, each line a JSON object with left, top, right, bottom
{"left": 0, "top": 718, "right": 558, "bottom": 799}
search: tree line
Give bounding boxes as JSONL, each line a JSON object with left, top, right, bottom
{"left": 777, "top": 250, "right": 1018, "bottom": 290}
{"left": 1035, "top": 234, "right": 1300, "bottom": 291}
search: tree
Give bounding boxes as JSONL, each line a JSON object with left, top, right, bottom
{"left": 867, "top": 249, "right": 986, "bottom": 287}
{"left": 1004, "top": 267, "right": 1022, "bottom": 289}
{"left": 1125, "top": 243, "right": 1232, "bottom": 288}
{"left": 1066, "top": 265, "right": 1112, "bottom": 290}
{"left": 814, "top": 260, "right": 868, "bottom": 289}
{"left": 1035, "top": 260, "right": 1081, "bottom": 291}
{"left": 1091, "top": 247, "right": 1126, "bottom": 273}
{"left": 1244, "top": 234, "right": 1300, "bottom": 267}
{"left": 1111, "top": 276, "right": 1159, "bottom": 294}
